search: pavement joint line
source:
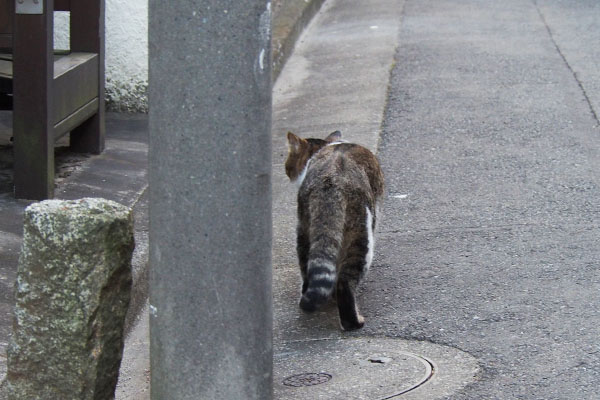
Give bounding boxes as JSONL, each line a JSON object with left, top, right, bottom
{"left": 130, "top": 184, "right": 148, "bottom": 210}
{"left": 376, "top": 0, "right": 407, "bottom": 156}
{"left": 379, "top": 222, "right": 541, "bottom": 235}
{"left": 532, "top": 0, "right": 600, "bottom": 128}
{"left": 380, "top": 221, "right": 600, "bottom": 236}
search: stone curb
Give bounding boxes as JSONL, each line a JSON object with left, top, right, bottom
{"left": 272, "top": 0, "right": 327, "bottom": 82}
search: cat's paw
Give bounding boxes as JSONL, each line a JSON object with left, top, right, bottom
{"left": 340, "top": 314, "right": 365, "bottom": 331}
{"left": 299, "top": 295, "right": 318, "bottom": 312}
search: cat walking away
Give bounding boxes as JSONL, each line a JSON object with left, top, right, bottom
{"left": 285, "top": 131, "right": 384, "bottom": 330}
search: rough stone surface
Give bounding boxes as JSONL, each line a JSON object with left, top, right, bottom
{"left": 3, "top": 198, "right": 134, "bottom": 400}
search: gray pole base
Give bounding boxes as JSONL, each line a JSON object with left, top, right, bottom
{"left": 148, "top": 1, "right": 273, "bottom": 399}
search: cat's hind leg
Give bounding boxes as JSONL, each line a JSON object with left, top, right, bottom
{"left": 337, "top": 267, "right": 365, "bottom": 330}
{"left": 297, "top": 225, "right": 310, "bottom": 294}
{"left": 336, "top": 207, "right": 374, "bottom": 330}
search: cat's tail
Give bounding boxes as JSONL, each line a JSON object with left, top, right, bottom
{"left": 299, "top": 195, "right": 346, "bottom": 312}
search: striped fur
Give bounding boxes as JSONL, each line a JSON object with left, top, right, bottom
{"left": 286, "top": 131, "right": 384, "bottom": 330}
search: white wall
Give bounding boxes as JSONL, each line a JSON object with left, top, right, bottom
{"left": 55, "top": 0, "right": 149, "bottom": 112}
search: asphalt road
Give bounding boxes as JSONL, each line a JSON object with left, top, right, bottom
{"left": 361, "top": 0, "right": 600, "bottom": 398}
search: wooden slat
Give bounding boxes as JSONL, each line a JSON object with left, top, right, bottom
{"left": 1, "top": 52, "right": 99, "bottom": 120}
{"left": 54, "top": 97, "right": 98, "bottom": 139}
{"left": 53, "top": 52, "right": 96, "bottom": 78}
{"left": 0, "top": 53, "right": 11, "bottom": 93}
{"left": 52, "top": 52, "right": 98, "bottom": 124}
{"left": 0, "top": 58, "right": 11, "bottom": 79}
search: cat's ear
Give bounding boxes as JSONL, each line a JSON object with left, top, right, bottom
{"left": 325, "top": 130, "right": 342, "bottom": 142}
{"left": 287, "top": 131, "right": 305, "bottom": 152}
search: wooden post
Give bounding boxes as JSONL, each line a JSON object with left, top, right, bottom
{"left": 13, "top": 0, "right": 54, "bottom": 199}
{"left": 69, "top": 0, "right": 105, "bottom": 154}
{"left": 0, "top": 0, "right": 13, "bottom": 50}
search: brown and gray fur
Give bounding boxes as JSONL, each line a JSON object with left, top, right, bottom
{"left": 285, "top": 130, "right": 384, "bottom": 330}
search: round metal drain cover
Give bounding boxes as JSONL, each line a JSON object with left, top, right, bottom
{"left": 283, "top": 372, "right": 332, "bottom": 387}
{"left": 274, "top": 338, "right": 435, "bottom": 399}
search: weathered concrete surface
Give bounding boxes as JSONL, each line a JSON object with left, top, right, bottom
{"left": 115, "top": 303, "right": 150, "bottom": 400}
{"left": 271, "top": 0, "right": 326, "bottom": 81}
{"left": 3, "top": 198, "right": 134, "bottom": 400}
{"left": 272, "top": 0, "right": 400, "bottom": 155}
{"left": 148, "top": 0, "right": 272, "bottom": 399}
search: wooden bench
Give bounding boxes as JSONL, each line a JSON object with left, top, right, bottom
{"left": 0, "top": 0, "right": 105, "bottom": 200}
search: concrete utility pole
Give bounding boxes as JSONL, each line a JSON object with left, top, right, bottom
{"left": 148, "top": 1, "right": 273, "bottom": 399}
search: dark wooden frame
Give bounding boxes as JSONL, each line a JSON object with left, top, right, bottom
{"left": 1, "top": 0, "right": 105, "bottom": 199}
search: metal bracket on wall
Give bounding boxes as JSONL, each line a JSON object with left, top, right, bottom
{"left": 15, "top": 0, "right": 43, "bottom": 14}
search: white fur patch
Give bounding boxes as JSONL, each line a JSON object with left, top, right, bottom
{"left": 310, "top": 272, "right": 336, "bottom": 281}
{"left": 308, "top": 286, "right": 333, "bottom": 296}
{"left": 295, "top": 158, "right": 312, "bottom": 187}
{"left": 365, "top": 206, "right": 374, "bottom": 270}
{"left": 293, "top": 141, "right": 346, "bottom": 187}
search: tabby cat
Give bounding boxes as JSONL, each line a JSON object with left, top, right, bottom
{"left": 285, "top": 130, "right": 384, "bottom": 330}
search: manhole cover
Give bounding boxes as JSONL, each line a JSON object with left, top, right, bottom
{"left": 274, "top": 337, "right": 479, "bottom": 399}
{"left": 283, "top": 372, "right": 332, "bottom": 387}
{"left": 274, "top": 339, "right": 433, "bottom": 399}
